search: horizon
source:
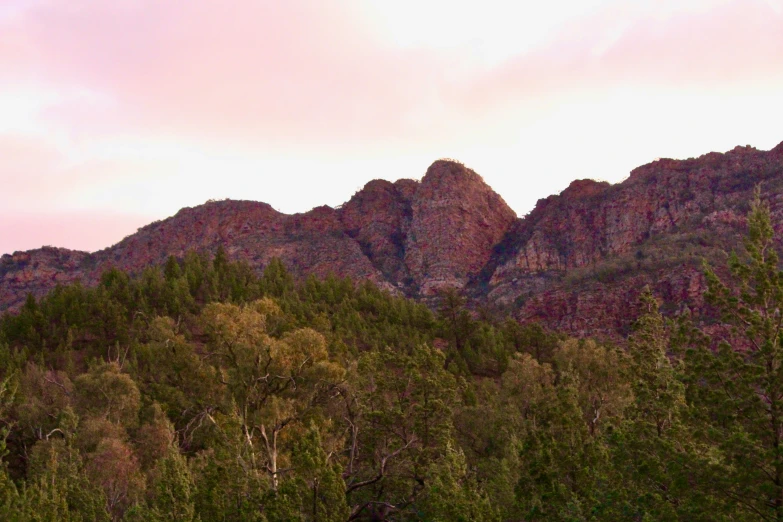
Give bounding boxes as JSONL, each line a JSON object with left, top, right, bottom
{"left": 2, "top": 0, "right": 782, "bottom": 255}
{"left": 2, "top": 139, "right": 782, "bottom": 258}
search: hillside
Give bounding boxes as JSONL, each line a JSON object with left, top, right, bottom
{"left": 3, "top": 156, "right": 783, "bottom": 519}
{"left": 2, "top": 141, "right": 783, "bottom": 337}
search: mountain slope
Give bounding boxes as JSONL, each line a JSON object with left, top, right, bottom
{"left": 2, "top": 141, "right": 783, "bottom": 338}
{"left": 1, "top": 160, "right": 516, "bottom": 310}
{"left": 485, "top": 142, "right": 783, "bottom": 336}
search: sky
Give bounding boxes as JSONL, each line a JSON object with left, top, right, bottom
{"left": 1, "top": 0, "right": 782, "bottom": 255}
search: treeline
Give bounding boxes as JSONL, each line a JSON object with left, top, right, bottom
{"left": 0, "top": 197, "right": 782, "bottom": 520}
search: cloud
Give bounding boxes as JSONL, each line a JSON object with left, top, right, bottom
{"left": 764, "top": 0, "right": 783, "bottom": 14}
{"left": 453, "top": 0, "right": 782, "bottom": 115}
{"left": 0, "top": 134, "right": 64, "bottom": 207}
{"left": 3, "top": 0, "right": 779, "bottom": 147}
{"left": 596, "top": 0, "right": 783, "bottom": 85}
{"left": 0, "top": 133, "right": 159, "bottom": 212}
{"left": 1, "top": 0, "right": 462, "bottom": 145}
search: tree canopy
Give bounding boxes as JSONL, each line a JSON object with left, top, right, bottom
{"left": 1, "top": 195, "right": 782, "bottom": 520}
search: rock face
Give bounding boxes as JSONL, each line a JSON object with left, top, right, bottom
{"left": 487, "top": 143, "right": 783, "bottom": 337}
{"left": 3, "top": 143, "right": 783, "bottom": 339}
{"left": 405, "top": 161, "right": 517, "bottom": 295}
{"left": 338, "top": 161, "right": 517, "bottom": 296}
{"left": 0, "top": 248, "right": 94, "bottom": 310}
{"left": 339, "top": 179, "right": 415, "bottom": 290}
{"left": 0, "top": 160, "right": 516, "bottom": 310}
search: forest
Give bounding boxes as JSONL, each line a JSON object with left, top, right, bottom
{"left": 1, "top": 197, "right": 782, "bottom": 521}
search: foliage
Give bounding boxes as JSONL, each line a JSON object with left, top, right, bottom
{"left": 1, "top": 202, "right": 782, "bottom": 521}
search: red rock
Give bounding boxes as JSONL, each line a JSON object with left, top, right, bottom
{"left": 405, "top": 160, "right": 517, "bottom": 295}
{"left": 3, "top": 141, "right": 783, "bottom": 341}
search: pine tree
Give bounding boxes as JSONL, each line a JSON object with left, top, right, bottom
{"left": 687, "top": 190, "right": 783, "bottom": 520}
{"left": 609, "top": 288, "right": 698, "bottom": 520}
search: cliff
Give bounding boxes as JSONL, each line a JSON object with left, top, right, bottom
{"left": 486, "top": 143, "right": 783, "bottom": 337}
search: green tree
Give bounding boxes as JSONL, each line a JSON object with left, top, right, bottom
{"left": 130, "top": 446, "right": 197, "bottom": 522}
{"left": 26, "top": 437, "right": 110, "bottom": 522}
{"left": 278, "top": 423, "right": 349, "bottom": 522}
{"left": 417, "top": 443, "right": 497, "bottom": 522}
{"left": 553, "top": 338, "right": 632, "bottom": 437}
{"left": 687, "top": 192, "right": 783, "bottom": 520}
{"left": 74, "top": 362, "right": 141, "bottom": 429}
{"left": 259, "top": 258, "right": 295, "bottom": 299}
{"left": 348, "top": 344, "right": 460, "bottom": 519}
{"left": 608, "top": 288, "right": 702, "bottom": 520}
{"left": 200, "top": 299, "right": 344, "bottom": 497}
{"left": 500, "top": 353, "right": 604, "bottom": 520}
{"left": 437, "top": 288, "right": 475, "bottom": 372}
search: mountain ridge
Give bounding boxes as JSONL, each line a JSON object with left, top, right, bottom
{"left": 3, "top": 141, "right": 783, "bottom": 338}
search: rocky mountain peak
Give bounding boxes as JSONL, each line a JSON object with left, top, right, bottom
{"left": 486, "top": 141, "right": 783, "bottom": 338}
{"left": 393, "top": 178, "right": 419, "bottom": 199}
{"left": 421, "top": 159, "right": 484, "bottom": 185}
{"left": 727, "top": 144, "right": 760, "bottom": 156}
{"left": 561, "top": 179, "right": 609, "bottom": 199}
{"left": 406, "top": 160, "right": 518, "bottom": 295}
{"left": 3, "top": 141, "right": 783, "bottom": 341}
{"left": 338, "top": 179, "right": 413, "bottom": 288}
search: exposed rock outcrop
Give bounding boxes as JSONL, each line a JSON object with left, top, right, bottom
{"left": 486, "top": 143, "right": 783, "bottom": 339}
{"left": 0, "top": 159, "right": 517, "bottom": 309}
{"left": 3, "top": 142, "right": 783, "bottom": 340}
{"left": 0, "top": 248, "right": 94, "bottom": 310}
{"left": 405, "top": 160, "right": 517, "bottom": 295}
{"left": 339, "top": 179, "right": 414, "bottom": 290}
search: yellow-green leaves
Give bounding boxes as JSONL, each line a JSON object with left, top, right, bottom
{"left": 74, "top": 363, "right": 140, "bottom": 429}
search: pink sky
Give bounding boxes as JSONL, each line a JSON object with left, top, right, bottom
{"left": 1, "top": 0, "right": 782, "bottom": 255}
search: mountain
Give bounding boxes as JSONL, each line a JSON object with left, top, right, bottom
{"left": 3, "top": 142, "right": 783, "bottom": 337}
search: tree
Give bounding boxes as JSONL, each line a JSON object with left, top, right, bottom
{"left": 17, "top": 363, "right": 73, "bottom": 443}
{"left": 500, "top": 352, "right": 604, "bottom": 520}
{"left": 552, "top": 338, "right": 632, "bottom": 437}
{"left": 260, "top": 258, "right": 295, "bottom": 299}
{"left": 0, "top": 373, "right": 14, "bottom": 454}
{"left": 608, "top": 288, "right": 701, "bottom": 520}
{"left": 416, "top": 443, "right": 496, "bottom": 522}
{"left": 131, "top": 317, "right": 222, "bottom": 441}
{"left": 127, "top": 446, "right": 197, "bottom": 522}
{"left": 200, "top": 299, "right": 344, "bottom": 496}
{"left": 26, "top": 437, "right": 110, "bottom": 522}
{"left": 347, "top": 344, "right": 461, "bottom": 520}
{"left": 282, "top": 423, "right": 349, "bottom": 522}
{"left": 627, "top": 289, "right": 686, "bottom": 439}
{"left": 687, "top": 191, "right": 783, "bottom": 520}
{"left": 85, "top": 437, "right": 145, "bottom": 518}
{"left": 437, "top": 288, "right": 475, "bottom": 372}
{"left": 73, "top": 362, "right": 141, "bottom": 429}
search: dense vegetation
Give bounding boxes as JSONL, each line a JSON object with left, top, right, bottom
{"left": 1, "top": 196, "right": 783, "bottom": 521}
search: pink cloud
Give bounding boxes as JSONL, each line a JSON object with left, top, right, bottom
{"left": 597, "top": 1, "right": 783, "bottom": 85}
{"left": 0, "top": 135, "right": 63, "bottom": 205}
{"left": 0, "top": 133, "right": 156, "bottom": 212}
{"left": 0, "top": 133, "right": 60, "bottom": 171}
{"left": 3, "top": 1, "right": 454, "bottom": 144}
{"left": 2, "top": 0, "right": 779, "bottom": 147}
{"left": 458, "top": 0, "right": 783, "bottom": 113}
